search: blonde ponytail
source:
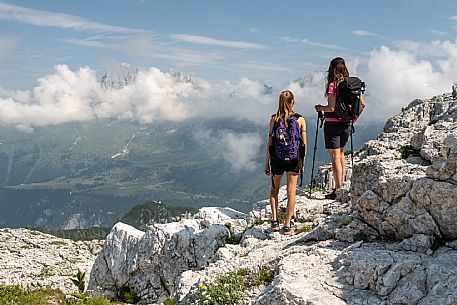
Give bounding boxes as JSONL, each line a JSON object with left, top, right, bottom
{"left": 273, "top": 90, "right": 295, "bottom": 126}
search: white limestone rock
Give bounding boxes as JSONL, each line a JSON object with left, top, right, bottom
{"left": 88, "top": 216, "right": 230, "bottom": 303}
{"left": 409, "top": 178, "right": 457, "bottom": 239}
{"left": 0, "top": 228, "right": 101, "bottom": 294}
{"left": 254, "top": 251, "right": 347, "bottom": 305}
{"left": 350, "top": 92, "right": 457, "bottom": 241}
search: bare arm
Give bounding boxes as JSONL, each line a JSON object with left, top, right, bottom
{"left": 360, "top": 94, "right": 366, "bottom": 112}
{"left": 314, "top": 94, "right": 336, "bottom": 113}
{"left": 264, "top": 117, "right": 274, "bottom": 176}
{"left": 298, "top": 116, "right": 307, "bottom": 159}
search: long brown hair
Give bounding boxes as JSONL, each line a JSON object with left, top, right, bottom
{"left": 273, "top": 90, "right": 295, "bottom": 125}
{"left": 325, "top": 57, "right": 349, "bottom": 97}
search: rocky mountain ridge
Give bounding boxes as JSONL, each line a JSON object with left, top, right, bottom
{"left": 87, "top": 89, "right": 457, "bottom": 304}
{"left": 2, "top": 89, "right": 457, "bottom": 304}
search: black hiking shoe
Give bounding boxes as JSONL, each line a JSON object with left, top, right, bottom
{"left": 324, "top": 189, "right": 337, "bottom": 200}
{"left": 271, "top": 220, "right": 280, "bottom": 232}
{"left": 282, "top": 221, "right": 295, "bottom": 236}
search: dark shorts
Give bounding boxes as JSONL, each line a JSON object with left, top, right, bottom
{"left": 324, "top": 121, "right": 352, "bottom": 149}
{"left": 270, "top": 158, "right": 300, "bottom": 175}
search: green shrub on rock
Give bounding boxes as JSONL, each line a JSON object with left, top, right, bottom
{"left": 0, "top": 285, "right": 65, "bottom": 305}
{"left": 194, "top": 267, "right": 275, "bottom": 305}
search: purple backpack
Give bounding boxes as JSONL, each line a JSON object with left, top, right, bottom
{"left": 272, "top": 114, "right": 302, "bottom": 161}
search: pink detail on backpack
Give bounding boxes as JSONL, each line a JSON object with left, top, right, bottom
{"left": 324, "top": 117, "right": 351, "bottom": 123}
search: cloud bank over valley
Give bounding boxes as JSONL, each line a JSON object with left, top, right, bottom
{"left": 3, "top": 39, "right": 457, "bottom": 132}
{"left": 1, "top": 37, "right": 457, "bottom": 172}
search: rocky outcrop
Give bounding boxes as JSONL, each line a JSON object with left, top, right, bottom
{"left": 352, "top": 92, "right": 457, "bottom": 240}
{"left": 88, "top": 185, "right": 457, "bottom": 305}
{"left": 8, "top": 89, "right": 457, "bottom": 304}
{"left": 88, "top": 207, "right": 245, "bottom": 301}
{"left": 0, "top": 228, "right": 102, "bottom": 293}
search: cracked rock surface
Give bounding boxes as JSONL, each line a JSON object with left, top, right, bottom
{"left": 353, "top": 92, "right": 457, "bottom": 241}
{"left": 0, "top": 228, "right": 102, "bottom": 293}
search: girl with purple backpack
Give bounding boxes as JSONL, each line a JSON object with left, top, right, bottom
{"left": 264, "top": 90, "right": 307, "bottom": 235}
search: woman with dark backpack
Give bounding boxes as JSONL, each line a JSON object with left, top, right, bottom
{"left": 264, "top": 90, "right": 307, "bottom": 235}
{"left": 314, "top": 57, "right": 365, "bottom": 199}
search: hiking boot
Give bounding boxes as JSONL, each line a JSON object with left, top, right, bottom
{"left": 324, "top": 189, "right": 337, "bottom": 200}
{"left": 282, "top": 221, "right": 295, "bottom": 236}
{"left": 271, "top": 220, "right": 280, "bottom": 232}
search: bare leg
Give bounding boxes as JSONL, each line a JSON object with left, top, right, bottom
{"left": 328, "top": 149, "right": 343, "bottom": 189}
{"left": 339, "top": 147, "right": 346, "bottom": 184}
{"left": 284, "top": 172, "right": 298, "bottom": 227}
{"left": 270, "top": 175, "right": 282, "bottom": 221}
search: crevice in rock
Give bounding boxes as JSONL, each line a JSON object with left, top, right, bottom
{"left": 159, "top": 273, "right": 171, "bottom": 297}
{"left": 408, "top": 193, "right": 445, "bottom": 239}
{"left": 320, "top": 281, "right": 348, "bottom": 303}
{"left": 427, "top": 176, "right": 457, "bottom": 186}
{"left": 352, "top": 214, "right": 382, "bottom": 237}
{"left": 9, "top": 231, "right": 41, "bottom": 249}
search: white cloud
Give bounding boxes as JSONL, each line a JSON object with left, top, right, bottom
{"left": 0, "top": 1, "right": 144, "bottom": 33}
{"left": 280, "top": 36, "right": 345, "bottom": 50}
{"left": 286, "top": 72, "right": 326, "bottom": 116}
{"left": 352, "top": 30, "right": 379, "bottom": 37}
{"left": 393, "top": 40, "right": 450, "bottom": 57}
{"left": 281, "top": 36, "right": 300, "bottom": 43}
{"left": 0, "top": 64, "right": 277, "bottom": 132}
{"left": 287, "top": 38, "right": 457, "bottom": 122}
{"left": 428, "top": 29, "right": 447, "bottom": 36}
{"left": 363, "top": 44, "right": 457, "bottom": 119}
{"left": 170, "top": 34, "right": 266, "bottom": 49}
{"left": 62, "top": 38, "right": 107, "bottom": 48}
{"left": 193, "top": 129, "right": 263, "bottom": 172}
{"left": 221, "top": 131, "right": 262, "bottom": 172}
{"left": 232, "top": 62, "right": 294, "bottom": 73}
{"left": 301, "top": 38, "right": 346, "bottom": 50}
{"left": 63, "top": 36, "right": 226, "bottom": 65}
{"left": 3, "top": 36, "right": 457, "bottom": 137}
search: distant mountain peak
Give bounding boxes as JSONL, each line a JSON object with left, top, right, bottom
{"left": 100, "top": 64, "right": 201, "bottom": 89}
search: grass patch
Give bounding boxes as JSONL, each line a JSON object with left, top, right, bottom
{"left": 0, "top": 285, "right": 64, "bottom": 305}
{"left": 253, "top": 217, "right": 268, "bottom": 226}
{"left": 50, "top": 240, "right": 68, "bottom": 246}
{"left": 163, "top": 297, "right": 179, "bottom": 305}
{"left": 276, "top": 213, "right": 286, "bottom": 224}
{"left": 399, "top": 145, "right": 421, "bottom": 159}
{"left": 119, "top": 287, "right": 139, "bottom": 304}
{"left": 195, "top": 267, "right": 275, "bottom": 305}
{"left": 224, "top": 224, "right": 242, "bottom": 245}
{"left": 38, "top": 266, "right": 53, "bottom": 278}
{"left": 247, "top": 267, "right": 275, "bottom": 287}
{"left": 85, "top": 295, "right": 111, "bottom": 305}
{"left": 296, "top": 225, "right": 313, "bottom": 234}
{"left": 354, "top": 230, "right": 367, "bottom": 241}
{"left": 67, "top": 269, "right": 111, "bottom": 304}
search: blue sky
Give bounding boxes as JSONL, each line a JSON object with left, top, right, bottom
{"left": 0, "top": 0, "right": 457, "bottom": 132}
{"left": 1, "top": 0, "right": 456, "bottom": 87}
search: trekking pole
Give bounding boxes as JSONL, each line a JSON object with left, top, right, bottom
{"left": 309, "top": 111, "right": 323, "bottom": 197}
{"left": 350, "top": 121, "right": 354, "bottom": 168}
